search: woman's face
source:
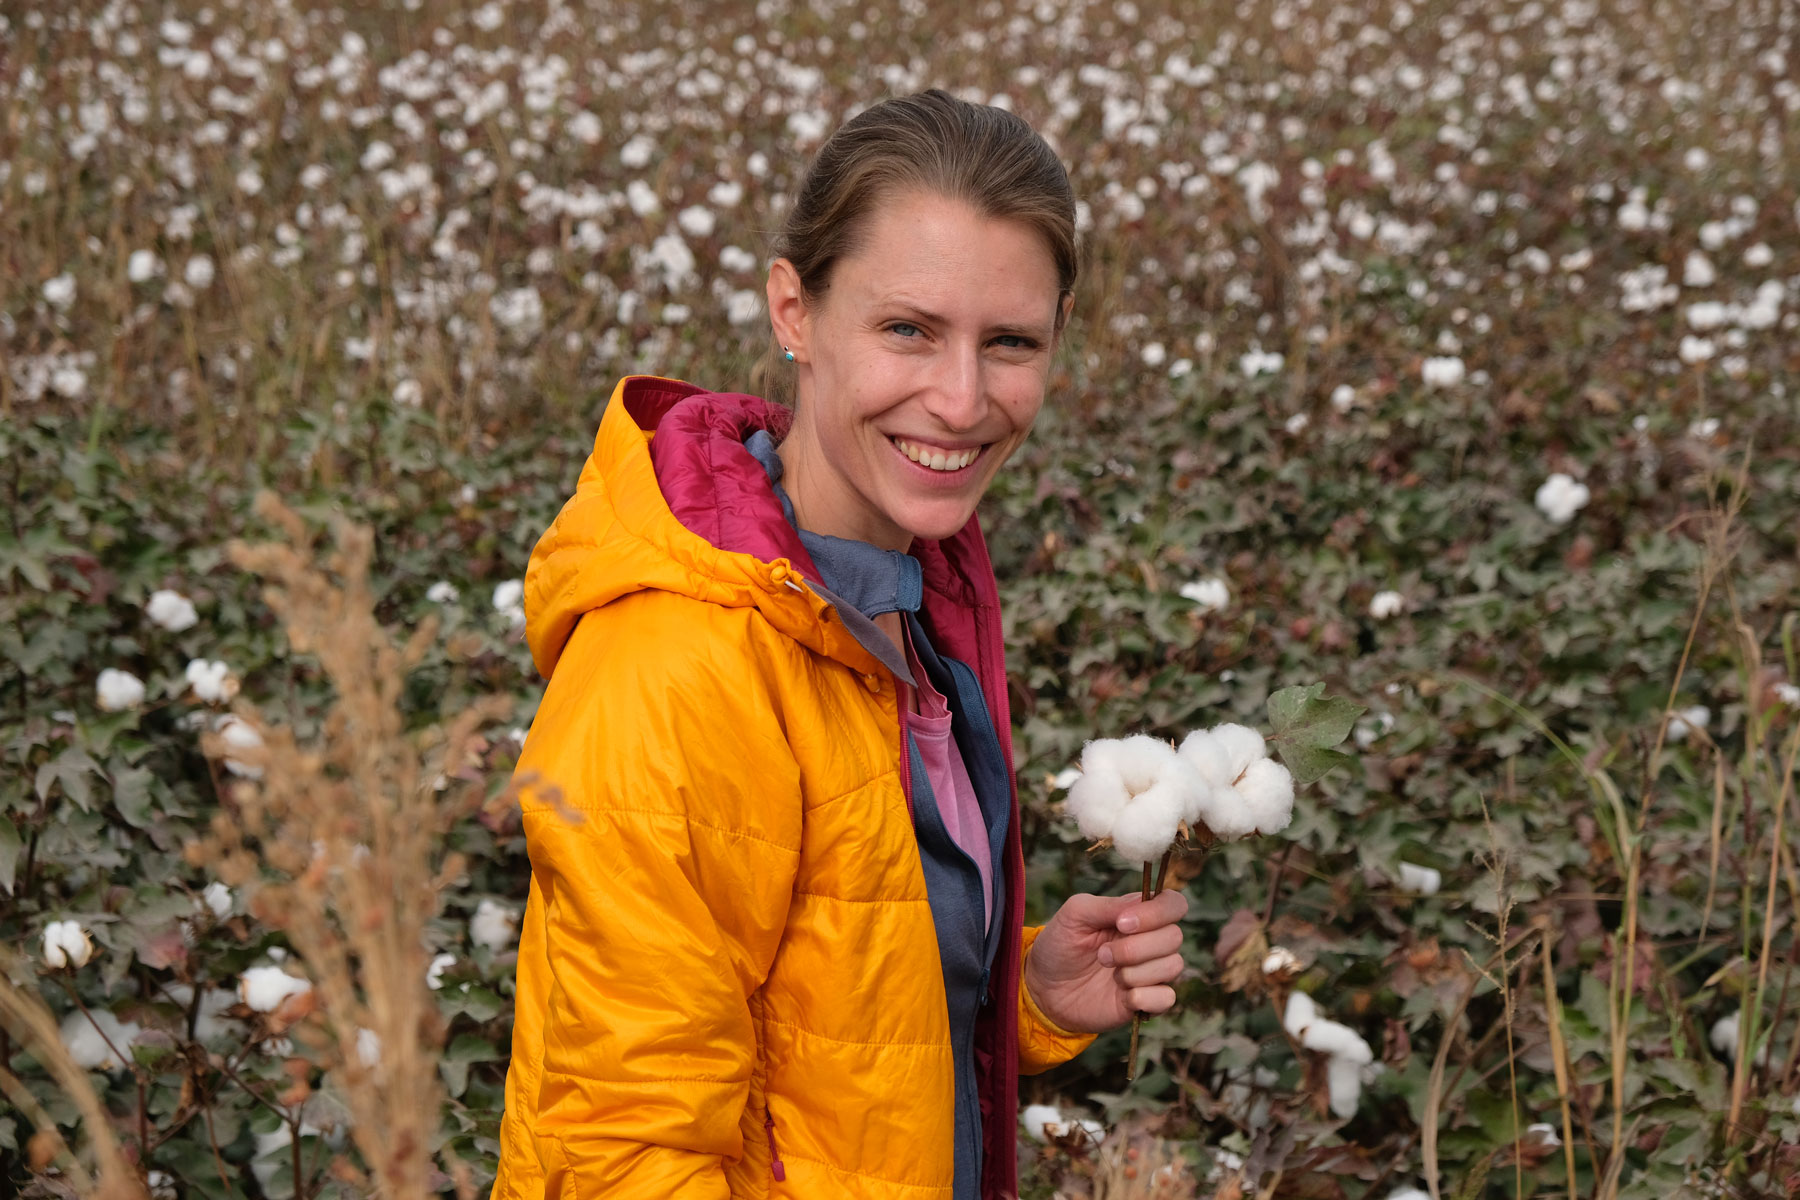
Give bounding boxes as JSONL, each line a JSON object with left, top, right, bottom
{"left": 768, "top": 189, "right": 1067, "bottom": 553}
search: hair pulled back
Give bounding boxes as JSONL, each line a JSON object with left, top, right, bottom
{"left": 774, "top": 89, "right": 1079, "bottom": 332}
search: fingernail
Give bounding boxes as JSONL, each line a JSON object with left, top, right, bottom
{"left": 1118, "top": 915, "right": 1140, "bottom": 933}
{"left": 1097, "top": 945, "right": 1114, "bottom": 967}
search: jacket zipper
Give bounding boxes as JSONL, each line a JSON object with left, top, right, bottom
{"left": 765, "top": 1110, "right": 786, "bottom": 1182}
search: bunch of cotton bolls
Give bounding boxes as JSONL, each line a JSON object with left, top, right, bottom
{"left": 1062, "top": 724, "right": 1294, "bottom": 866}
{"left": 1284, "top": 992, "right": 1375, "bottom": 1119}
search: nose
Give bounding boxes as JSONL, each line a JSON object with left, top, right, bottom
{"left": 923, "top": 342, "right": 986, "bottom": 433}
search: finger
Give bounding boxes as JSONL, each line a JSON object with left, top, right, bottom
{"left": 1110, "top": 887, "right": 1190, "bottom": 933}
{"left": 1103, "top": 924, "right": 1183, "bottom": 968}
{"left": 1115, "top": 951, "right": 1186, "bottom": 989}
{"left": 1127, "top": 983, "right": 1178, "bottom": 1015}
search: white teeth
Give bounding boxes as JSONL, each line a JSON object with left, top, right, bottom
{"left": 894, "top": 438, "right": 979, "bottom": 471}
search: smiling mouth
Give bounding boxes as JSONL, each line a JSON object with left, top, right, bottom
{"left": 890, "top": 436, "right": 984, "bottom": 472}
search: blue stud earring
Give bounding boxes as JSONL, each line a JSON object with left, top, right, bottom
{"left": 783, "top": 346, "right": 795, "bottom": 362}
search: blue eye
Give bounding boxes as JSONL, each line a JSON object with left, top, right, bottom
{"left": 889, "top": 322, "right": 921, "bottom": 338}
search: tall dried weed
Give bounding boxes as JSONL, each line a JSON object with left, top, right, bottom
{"left": 182, "top": 492, "right": 514, "bottom": 1199}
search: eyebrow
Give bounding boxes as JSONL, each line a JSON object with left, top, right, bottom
{"left": 877, "top": 296, "right": 1056, "bottom": 339}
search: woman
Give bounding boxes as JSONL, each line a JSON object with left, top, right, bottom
{"left": 493, "top": 91, "right": 1190, "bottom": 1200}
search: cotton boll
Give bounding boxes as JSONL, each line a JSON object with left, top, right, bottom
{"left": 97, "top": 668, "right": 146, "bottom": 711}
{"left": 1065, "top": 735, "right": 1191, "bottom": 844}
{"left": 43, "top": 919, "right": 94, "bottom": 968}
{"left": 470, "top": 898, "right": 517, "bottom": 950}
{"left": 1050, "top": 767, "right": 1081, "bottom": 791}
{"left": 1667, "top": 705, "right": 1710, "bottom": 743}
{"left": 217, "top": 716, "right": 265, "bottom": 779}
{"left": 1191, "top": 779, "right": 1259, "bottom": 840}
{"left": 1021, "top": 1103, "right": 1064, "bottom": 1143}
{"left": 1209, "top": 723, "right": 1268, "bottom": 782}
{"left": 426, "top": 952, "right": 457, "bottom": 990}
{"left": 1262, "top": 947, "right": 1301, "bottom": 975}
{"left": 1710, "top": 1011, "right": 1737, "bottom": 1056}
{"left": 1397, "top": 861, "right": 1442, "bottom": 895}
{"left": 1109, "top": 782, "right": 1189, "bottom": 863}
{"left": 356, "top": 1027, "right": 381, "bottom": 1068}
{"left": 1071, "top": 1118, "right": 1104, "bottom": 1143}
{"left": 60, "top": 1009, "right": 141, "bottom": 1071}
{"left": 186, "top": 658, "right": 237, "bottom": 703}
{"left": 1234, "top": 759, "right": 1295, "bottom": 835}
{"left": 1526, "top": 1123, "right": 1560, "bottom": 1146}
{"left": 199, "top": 880, "right": 233, "bottom": 919}
{"left": 239, "top": 965, "right": 312, "bottom": 1012}
{"left": 1387, "top": 1188, "right": 1433, "bottom": 1200}
{"left": 1535, "top": 473, "right": 1591, "bottom": 524}
{"left": 1325, "top": 1055, "right": 1363, "bottom": 1118}
{"left": 1283, "top": 991, "right": 1319, "bottom": 1039}
{"left": 146, "top": 588, "right": 199, "bottom": 631}
{"left": 1301, "top": 1018, "right": 1373, "bottom": 1064}
{"left": 1177, "top": 729, "right": 1234, "bottom": 789}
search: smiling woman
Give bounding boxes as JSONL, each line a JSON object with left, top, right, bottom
{"left": 493, "top": 90, "right": 1191, "bottom": 1200}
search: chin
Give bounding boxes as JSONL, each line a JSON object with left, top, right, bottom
{"left": 896, "top": 505, "right": 981, "bottom": 544}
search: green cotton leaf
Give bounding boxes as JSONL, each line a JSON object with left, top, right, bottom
{"left": 1278, "top": 743, "right": 1358, "bottom": 788}
{"left": 1268, "top": 683, "right": 1365, "bottom": 751}
{"left": 110, "top": 764, "right": 157, "bottom": 829}
{"left": 0, "top": 818, "right": 21, "bottom": 893}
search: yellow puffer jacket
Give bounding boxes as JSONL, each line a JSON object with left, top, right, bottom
{"left": 492, "top": 377, "right": 1094, "bottom": 1200}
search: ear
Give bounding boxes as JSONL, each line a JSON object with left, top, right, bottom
{"left": 1053, "top": 291, "right": 1075, "bottom": 341}
{"left": 766, "top": 258, "right": 812, "bottom": 363}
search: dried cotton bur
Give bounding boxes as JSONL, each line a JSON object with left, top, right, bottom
{"left": 1061, "top": 685, "right": 1361, "bottom": 1081}
{"left": 187, "top": 493, "right": 516, "bottom": 1200}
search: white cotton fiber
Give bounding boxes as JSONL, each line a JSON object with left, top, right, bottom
{"left": 1709, "top": 1011, "right": 1738, "bottom": 1057}
{"left": 1235, "top": 758, "right": 1295, "bottom": 835}
{"left": 1065, "top": 736, "right": 1205, "bottom": 861}
{"left": 1325, "top": 1055, "right": 1364, "bottom": 1119}
{"left": 1283, "top": 991, "right": 1318, "bottom": 1039}
{"left": 1398, "top": 861, "right": 1442, "bottom": 895}
{"left": 1301, "top": 1018, "right": 1373, "bottom": 1064}
{"left": 1209, "top": 723, "right": 1268, "bottom": 782}
{"left": 1020, "top": 1103, "right": 1063, "bottom": 1143}
{"left": 1177, "top": 728, "right": 1235, "bottom": 789}
{"left": 1191, "top": 778, "right": 1258, "bottom": 839}
{"left": 1110, "top": 783, "right": 1189, "bottom": 863}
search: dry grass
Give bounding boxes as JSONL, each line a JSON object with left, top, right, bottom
{"left": 184, "top": 493, "right": 513, "bottom": 1199}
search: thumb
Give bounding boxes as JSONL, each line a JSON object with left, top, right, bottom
{"left": 1060, "top": 891, "right": 1151, "bottom": 934}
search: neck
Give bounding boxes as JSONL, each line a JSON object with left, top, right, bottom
{"left": 775, "top": 414, "right": 914, "bottom": 554}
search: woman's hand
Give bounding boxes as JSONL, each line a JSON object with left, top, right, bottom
{"left": 1022, "top": 889, "right": 1190, "bottom": 1034}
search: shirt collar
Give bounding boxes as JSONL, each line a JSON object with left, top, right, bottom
{"left": 743, "top": 429, "right": 924, "bottom": 621}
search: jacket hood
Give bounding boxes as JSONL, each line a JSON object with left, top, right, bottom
{"left": 525, "top": 375, "right": 992, "bottom": 681}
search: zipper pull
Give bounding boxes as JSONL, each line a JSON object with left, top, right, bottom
{"left": 765, "top": 1111, "right": 786, "bottom": 1182}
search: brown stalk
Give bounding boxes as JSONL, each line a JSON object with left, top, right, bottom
{"left": 1127, "top": 846, "right": 1179, "bottom": 1082}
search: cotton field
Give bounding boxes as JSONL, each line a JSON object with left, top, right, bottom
{"left": 5, "top": 0, "right": 1800, "bottom": 1195}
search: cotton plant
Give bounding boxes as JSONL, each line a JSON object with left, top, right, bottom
{"left": 1060, "top": 683, "right": 1363, "bottom": 1078}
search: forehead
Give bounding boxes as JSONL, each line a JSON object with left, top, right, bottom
{"left": 828, "top": 190, "right": 1062, "bottom": 322}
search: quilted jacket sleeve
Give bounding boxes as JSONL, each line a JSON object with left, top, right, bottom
{"left": 496, "top": 599, "right": 804, "bottom": 1199}
{"left": 1016, "top": 924, "right": 1099, "bottom": 1073}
